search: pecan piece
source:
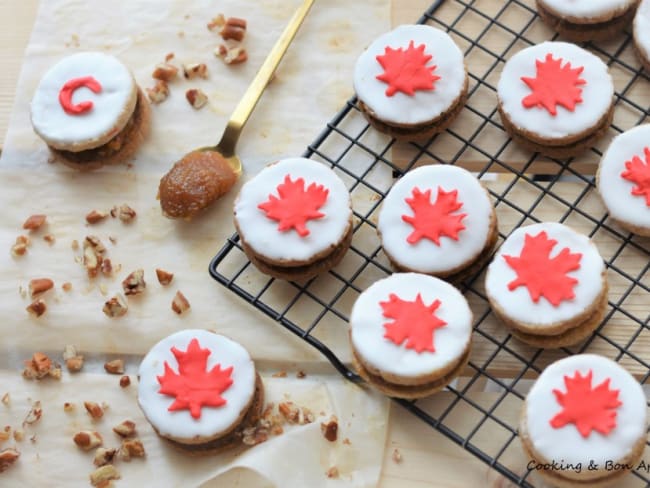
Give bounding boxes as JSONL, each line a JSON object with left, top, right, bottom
{"left": 0, "top": 448, "right": 19, "bottom": 473}
{"left": 207, "top": 13, "right": 226, "bottom": 31}
{"left": 171, "top": 291, "right": 190, "bottom": 314}
{"left": 93, "top": 447, "right": 117, "bottom": 467}
{"left": 118, "top": 438, "right": 145, "bottom": 461}
{"left": 113, "top": 420, "right": 136, "bottom": 438}
{"left": 11, "top": 235, "right": 30, "bottom": 256}
{"left": 146, "top": 80, "right": 170, "bottom": 104}
{"left": 22, "top": 401, "right": 42, "bottom": 426}
{"left": 101, "top": 258, "right": 113, "bottom": 277}
{"left": 23, "top": 353, "right": 60, "bottom": 380}
{"left": 104, "top": 359, "right": 124, "bottom": 375}
{"left": 63, "top": 345, "right": 84, "bottom": 373}
{"left": 84, "top": 401, "right": 104, "bottom": 420}
{"left": 26, "top": 299, "right": 47, "bottom": 318}
{"left": 73, "top": 431, "right": 103, "bottom": 451}
{"left": 22, "top": 214, "right": 46, "bottom": 231}
{"left": 103, "top": 294, "right": 128, "bottom": 318}
{"left": 111, "top": 204, "right": 136, "bottom": 223}
{"left": 155, "top": 268, "right": 174, "bottom": 285}
{"left": 215, "top": 44, "right": 248, "bottom": 65}
{"left": 43, "top": 234, "right": 55, "bottom": 244}
{"left": 122, "top": 269, "right": 145, "bottom": 296}
{"left": 28, "top": 278, "right": 54, "bottom": 298}
{"left": 183, "top": 62, "right": 208, "bottom": 79}
{"left": 321, "top": 415, "right": 338, "bottom": 442}
{"left": 326, "top": 467, "right": 339, "bottom": 479}
{"left": 186, "top": 88, "right": 208, "bottom": 109}
{"left": 152, "top": 62, "right": 178, "bottom": 81}
{"left": 220, "top": 17, "right": 247, "bottom": 41}
{"left": 119, "top": 375, "right": 131, "bottom": 388}
{"left": 90, "top": 464, "right": 120, "bottom": 486}
{"left": 86, "top": 210, "right": 108, "bottom": 224}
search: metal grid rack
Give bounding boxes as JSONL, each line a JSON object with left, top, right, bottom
{"left": 209, "top": 0, "right": 650, "bottom": 485}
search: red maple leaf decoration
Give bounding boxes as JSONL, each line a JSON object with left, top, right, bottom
{"left": 621, "top": 147, "right": 650, "bottom": 206}
{"left": 257, "top": 174, "right": 329, "bottom": 237}
{"left": 401, "top": 186, "right": 467, "bottom": 245}
{"left": 550, "top": 370, "right": 622, "bottom": 438}
{"left": 503, "top": 231, "right": 582, "bottom": 307}
{"left": 157, "top": 338, "right": 234, "bottom": 419}
{"left": 380, "top": 293, "right": 447, "bottom": 353}
{"left": 375, "top": 40, "right": 440, "bottom": 97}
{"left": 521, "top": 53, "right": 586, "bottom": 116}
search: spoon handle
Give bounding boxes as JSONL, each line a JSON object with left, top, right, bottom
{"left": 217, "top": 0, "right": 315, "bottom": 156}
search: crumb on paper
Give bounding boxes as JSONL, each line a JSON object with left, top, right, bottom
{"left": 26, "top": 299, "right": 47, "bottom": 318}
{"left": 62, "top": 282, "right": 72, "bottom": 292}
{"left": 343, "top": 437, "right": 351, "bottom": 445}
{"left": 207, "top": 13, "right": 225, "bottom": 31}
{"left": 146, "top": 80, "right": 169, "bottom": 104}
{"left": 22, "top": 400, "right": 42, "bottom": 426}
{"left": 22, "top": 214, "right": 46, "bottom": 231}
{"left": 113, "top": 420, "right": 136, "bottom": 438}
{"left": 271, "top": 371, "right": 287, "bottom": 378}
{"left": 119, "top": 376, "right": 131, "bottom": 388}
{"left": 84, "top": 401, "right": 104, "bottom": 420}
{"left": 219, "top": 17, "right": 247, "bottom": 42}
{"left": 321, "top": 415, "right": 338, "bottom": 442}
{"left": 171, "top": 291, "right": 190, "bottom": 314}
{"left": 296, "top": 370, "right": 306, "bottom": 379}
{"left": 1, "top": 393, "right": 9, "bottom": 406}
{"left": 183, "top": 63, "right": 208, "bottom": 80}
{"left": 93, "top": 447, "right": 117, "bottom": 467}
{"left": 23, "top": 353, "right": 60, "bottom": 380}
{"left": 43, "top": 234, "right": 55, "bottom": 244}
{"left": 326, "top": 466, "right": 339, "bottom": 479}
{"left": 90, "top": 464, "right": 120, "bottom": 486}
{"left": 29, "top": 278, "right": 54, "bottom": 298}
{"left": 73, "top": 431, "right": 103, "bottom": 450}
{"left": 103, "top": 294, "right": 128, "bottom": 318}
{"left": 111, "top": 204, "right": 136, "bottom": 223}
{"left": 11, "top": 235, "right": 30, "bottom": 257}
{"left": 122, "top": 269, "right": 146, "bottom": 296}
{"left": 152, "top": 62, "right": 178, "bottom": 82}
{"left": 392, "top": 448, "right": 402, "bottom": 463}
{"left": 186, "top": 88, "right": 208, "bottom": 109}
{"left": 155, "top": 268, "right": 173, "bottom": 286}
{"left": 13, "top": 429, "right": 24, "bottom": 442}
{"left": 104, "top": 359, "right": 125, "bottom": 375}
{"left": 215, "top": 44, "right": 248, "bottom": 65}
{"left": 63, "top": 345, "right": 84, "bottom": 372}
{"left": 101, "top": 258, "right": 113, "bottom": 278}
{"left": 86, "top": 210, "right": 108, "bottom": 224}
{"left": 0, "top": 426, "right": 10, "bottom": 442}
{"left": 118, "top": 438, "right": 145, "bottom": 461}
{"left": 63, "top": 402, "right": 75, "bottom": 413}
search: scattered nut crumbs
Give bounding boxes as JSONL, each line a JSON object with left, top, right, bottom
{"left": 83, "top": 235, "right": 106, "bottom": 278}
{"left": 183, "top": 62, "right": 208, "bottom": 79}
{"left": 342, "top": 437, "right": 351, "bottom": 445}
{"left": 63, "top": 402, "right": 75, "bottom": 413}
{"left": 119, "top": 376, "right": 131, "bottom": 388}
{"left": 73, "top": 431, "right": 103, "bottom": 451}
{"left": 113, "top": 420, "right": 136, "bottom": 438}
{"left": 186, "top": 88, "right": 208, "bottom": 109}
{"left": 326, "top": 466, "right": 339, "bottom": 479}
{"left": 278, "top": 401, "right": 314, "bottom": 425}
{"left": 215, "top": 44, "right": 248, "bottom": 65}
{"left": 271, "top": 371, "right": 287, "bottom": 378}
{"left": 93, "top": 447, "right": 117, "bottom": 467}
{"left": 84, "top": 401, "right": 104, "bottom": 420}
{"left": 62, "top": 282, "right": 72, "bottom": 292}
{"left": 22, "top": 400, "right": 42, "bottom": 426}
{"left": 110, "top": 204, "right": 136, "bottom": 223}
{"left": 146, "top": 80, "right": 170, "bottom": 104}
{"left": 392, "top": 448, "right": 403, "bottom": 463}
{"left": 26, "top": 299, "right": 47, "bottom": 318}
{"left": 104, "top": 359, "right": 125, "bottom": 375}
{"left": 0, "top": 448, "right": 19, "bottom": 473}
{"left": 118, "top": 438, "right": 145, "bottom": 461}
{"left": 103, "top": 294, "right": 128, "bottom": 318}
{"left": 152, "top": 62, "right": 178, "bottom": 82}
{"left": 22, "top": 214, "right": 46, "bottom": 231}
{"left": 11, "top": 235, "right": 30, "bottom": 257}
{"left": 1, "top": 393, "right": 8, "bottom": 406}
{"left": 23, "top": 353, "right": 60, "bottom": 380}
{"left": 28, "top": 278, "right": 54, "bottom": 298}
{"left": 155, "top": 268, "right": 173, "bottom": 285}
{"left": 43, "top": 234, "right": 55, "bottom": 244}
{"left": 63, "top": 344, "right": 84, "bottom": 373}
{"left": 321, "top": 415, "right": 338, "bottom": 442}
{"left": 90, "top": 464, "right": 120, "bottom": 486}
{"left": 86, "top": 210, "right": 108, "bottom": 224}
{"left": 171, "top": 291, "right": 190, "bottom": 314}
{"left": 296, "top": 370, "right": 306, "bottom": 379}
{"left": 122, "top": 269, "right": 146, "bottom": 296}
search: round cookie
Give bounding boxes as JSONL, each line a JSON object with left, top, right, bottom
{"left": 138, "top": 329, "right": 263, "bottom": 454}
{"left": 485, "top": 222, "right": 607, "bottom": 348}
{"left": 497, "top": 42, "right": 614, "bottom": 159}
{"left": 520, "top": 354, "right": 647, "bottom": 487}
{"left": 536, "top": 0, "right": 640, "bottom": 42}
{"left": 377, "top": 164, "right": 497, "bottom": 283}
{"left": 234, "top": 157, "right": 353, "bottom": 281}
{"left": 30, "top": 51, "right": 150, "bottom": 170}
{"left": 349, "top": 273, "right": 473, "bottom": 399}
{"left": 597, "top": 124, "right": 650, "bottom": 236}
{"left": 634, "top": 0, "right": 650, "bottom": 70}
{"left": 353, "top": 24, "right": 468, "bottom": 141}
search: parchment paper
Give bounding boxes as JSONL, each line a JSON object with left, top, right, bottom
{"left": 0, "top": 0, "right": 392, "bottom": 486}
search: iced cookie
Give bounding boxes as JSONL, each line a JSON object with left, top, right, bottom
{"left": 521, "top": 354, "right": 647, "bottom": 487}
{"left": 634, "top": 0, "right": 650, "bottom": 70}
{"left": 597, "top": 124, "right": 650, "bottom": 236}
{"left": 138, "top": 329, "right": 263, "bottom": 454}
{"left": 536, "top": 0, "right": 639, "bottom": 42}
{"left": 497, "top": 42, "right": 614, "bottom": 158}
{"left": 377, "top": 164, "right": 497, "bottom": 282}
{"left": 30, "top": 52, "right": 150, "bottom": 170}
{"left": 349, "top": 273, "right": 472, "bottom": 399}
{"left": 353, "top": 24, "right": 468, "bottom": 141}
{"left": 234, "top": 157, "right": 353, "bottom": 281}
{"left": 485, "top": 222, "right": 607, "bottom": 348}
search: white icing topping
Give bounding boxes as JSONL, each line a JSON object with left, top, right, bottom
{"left": 485, "top": 222, "right": 605, "bottom": 327}
{"left": 538, "top": 0, "right": 636, "bottom": 19}
{"left": 497, "top": 42, "right": 613, "bottom": 140}
{"left": 634, "top": 0, "right": 650, "bottom": 62}
{"left": 30, "top": 52, "right": 135, "bottom": 148}
{"left": 377, "top": 165, "right": 493, "bottom": 274}
{"left": 234, "top": 158, "right": 352, "bottom": 262}
{"left": 353, "top": 24, "right": 466, "bottom": 125}
{"left": 598, "top": 124, "right": 650, "bottom": 230}
{"left": 138, "top": 329, "right": 256, "bottom": 440}
{"left": 349, "top": 273, "right": 472, "bottom": 378}
{"left": 525, "top": 354, "right": 646, "bottom": 467}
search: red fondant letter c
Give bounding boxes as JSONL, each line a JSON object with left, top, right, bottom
{"left": 58, "top": 76, "right": 103, "bottom": 115}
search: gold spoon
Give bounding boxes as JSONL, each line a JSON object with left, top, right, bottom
{"left": 159, "top": 0, "right": 315, "bottom": 219}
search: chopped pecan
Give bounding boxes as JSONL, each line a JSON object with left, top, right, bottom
{"left": 90, "top": 464, "right": 120, "bottom": 486}
{"left": 73, "top": 431, "right": 103, "bottom": 451}
{"left": 326, "top": 467, "right": 339, "bottom": 479}
{"left": 207, "top": 13, "right": 226, "bottom": 31}
{"left": 61, "top": 282, "right": 72, "bottom": 292}
{"left": 155, "top": 268, "right": 174, "bottom": 285}
{"left": 296, "top": 370, "right": 306, "bottom": 379}
{"left": 242, "top": 426, "right": 269, "bottom": 446}
{"left": 26, "top": 299, "right": 47, "bottom": 318}
{"left": 13, "top": 429, "right": 24, "bottom": 442}
{"left": 321, "top": 415, "right": 338, "bottom": 442}
{"left": 113, "top": 420, "right": 136, "bottom": 438}
{"left": 103, "top": 294, "right": 128, "bottom": 318}
{"left": 111, "top": 204, "right": 136, "bottom": 223}
{"left": 171, "top": 291, "right": 190, "bottom": 314}
{"left": 63, "top": 345, "right": 84, "bottom": 373}
{"left": 183, "top": 62, "right": 208, "bottom": 79}
{"left": 215, "top": 44, "right": 248, "bottom": 65}
{"left": 152, "top": 62, "right": 178, "bottom": 81}
{"left": 118, "top": 438, "right": 146, "bottom": 461}
{"left": 93, "top": 447, "right": 117, "bottom": 467}
{"left": 165, "top": 52, "right": 175, "bottom": 62}
{"left": 0, "top": 426, "right": 10, "bottom": 442}
{"left": 220, "top": 17, "right": 247, "bottom": 41}
{"left": 22, "top": 214, "right": 46, "bottom": 231}
{"left": 392, "top": 448, "right": 402, "bottom": 463}
{"left": 86, "top": 210, "right": 108, "bottom": 224}
{"left": 43, "top": 234, "right": 55, "bottom": 244}
{"left": 186, "top": 88, "right": 208, "bottom": 109}
{"left": 63, "top": 402, "right": 75, "bottom": 413}
{"left": 11, "top": 235, "right": 30, "bottom": 256}
{"left": 28, "top": 278, "right": 54, "bottom": 298}
{"left": 0, "top": 448, "right": 19, "bottom": 473}
{"left": 104, "top": 359, "right": 124, "bottom": 375}
{"left": 122, "top": 269, "right": 145, "bottom": 296}
{"left": 84, "top": 401, "right": 104, "bottom": 420}
{"left": 119, "top": 375, "right": 131, "bottom": 388}
{"left": 272, "top": 371, "right": 287, "bottom": 378}
{"left": 23, "top": 353, "right": 60, "bottom": 380}
{"left": 22, "top": 401, "right": 42, "bottom": 426}
{"left": 101, "top": 258, "right": 113, "bottom": 277}
{"left": 146, "top": 80, "right": 170, "bottom": 104}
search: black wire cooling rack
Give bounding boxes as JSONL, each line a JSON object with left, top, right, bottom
{"left": 209, "top": 0, "right": 650, "bottom": 485}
